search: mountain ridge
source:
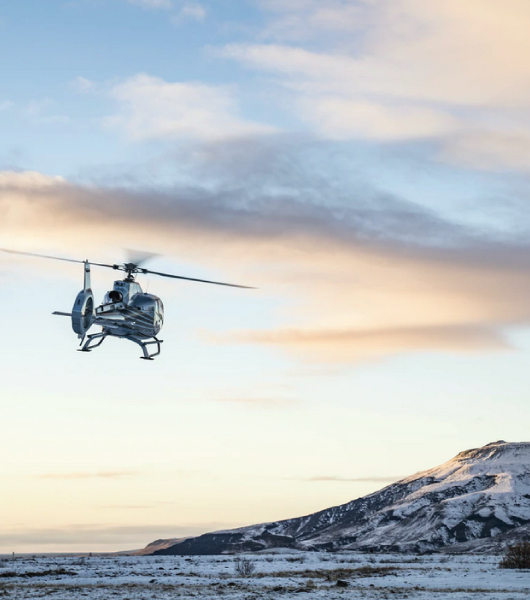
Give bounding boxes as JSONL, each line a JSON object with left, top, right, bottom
{"left": 145, "top": 441, "right": 530, "bottom": 555}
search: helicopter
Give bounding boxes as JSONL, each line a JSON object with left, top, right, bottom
{"left": 0, "top": 248, "right": 253, "bottom": 360}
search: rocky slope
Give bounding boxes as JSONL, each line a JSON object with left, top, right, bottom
{"left": 147, "top": 441, "right": 530, "bottom": 554}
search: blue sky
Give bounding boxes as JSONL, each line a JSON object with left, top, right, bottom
{"left": 3, "top": 0, "right": 530, "bottom": 552}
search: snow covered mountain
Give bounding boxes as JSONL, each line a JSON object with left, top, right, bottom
{"left": 148, "top": 441, "right": 530, "bottom": 554}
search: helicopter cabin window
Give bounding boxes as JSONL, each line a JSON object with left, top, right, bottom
{"left": 104, "top": 290, "right": 123, "bottom": 304}
{"left": 108, "top": 290, "right": 123, "bottom": 303}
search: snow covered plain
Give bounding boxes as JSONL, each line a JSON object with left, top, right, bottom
{"left": 1, "top": 551, "right": 529, "bottom": 599}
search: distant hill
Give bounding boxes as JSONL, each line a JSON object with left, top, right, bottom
{"left": 134, "top": 538, "right": 183, "bottom": 555}
{"left": 144, "top": 441, "right": 530, "bottom": 554}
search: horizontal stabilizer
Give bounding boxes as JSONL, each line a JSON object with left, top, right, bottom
{"left": 52, "top": 311, "right": 72, "bottom": 317}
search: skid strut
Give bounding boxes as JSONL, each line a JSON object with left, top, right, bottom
{"left": 78, "top": 332, "right": 108, "bottom": 352}
{"left": 79, "top": 332, "right": 163, "bottom": 359}
{"left": 125, "top": 335, "right": 163, "bottom": 360}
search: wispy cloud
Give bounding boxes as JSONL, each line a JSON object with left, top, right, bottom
{"left": 127, "top": 0, "right": 172, "bottom": 9}
{"left": 100, "top": 505, "right": 154, "bottom": 510}
{"left": 210, "top": 397, "right": 296, "bottom": 407}
{"left": 257, "top": 0, "right": 368, "bottom": 42}
{"left": 23, "top": 98, "right": 54, "bottom": 118}
{"left": 11, "top": 97, "right": 70, "bottom": 125}
{"left": 305, "top": 475, "right": 403, "bottom": 483}
{"left": 172, "top": 2, "right": 205, "bottom": 24}
{"left": 39, "top": 471, "right": 137, "bottom": 480}
{"left": 221, "top": 43, "right": 461, "bottom": 142}
{"left": 104, "top": 74, "right": 274, "bottom": 141}
{"left": 0, "top": 523, "right": 229, "bottom": 548}
{"left": 71, "top": 76, "right": 96, "bottom": 94}
{"left": 219, "top": 0, "right": 530, "bottom": 170}
{"left": 3, "top": 138, "right": 530, "bottom": 364}
{"left": 217, "top": 324, "right": 512, "bottom": 364}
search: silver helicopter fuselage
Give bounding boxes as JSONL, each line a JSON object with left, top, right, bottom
{"left": 69, "top": 262, "right": 165, "bottom": 359}
{"left": 0, "top": 246, "right": 252, "bottom": 360}
{"left": 96, "top": 279, "right": 164, "bottom": 339}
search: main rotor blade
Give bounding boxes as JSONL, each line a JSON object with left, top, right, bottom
{"left": 89, "top": 261, "right": 118, "bottom": 269}
{"left": 143, "top": 268, "right": 256, "bottom": 289}
{"left": 0, "top": 248, "right": 116, "bottom": 269}
{"left": 0, "top": 248, "right": 84, "bottom": 264}
{"left": 0, "top": 248, "right": 255, "bottom": 287}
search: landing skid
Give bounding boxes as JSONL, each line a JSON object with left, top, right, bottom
{"left": 79, "top": 332, "right": 163, "bottom": 359}
{"left": 126, "top": 335, "right": 163, "bottom": 360}
{"left": 78, "top": 332, "right": 107, "bottom": 352}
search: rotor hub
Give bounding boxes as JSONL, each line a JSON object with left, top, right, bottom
{"left": 113, "top": 263, "right": 148, "bottom": 281}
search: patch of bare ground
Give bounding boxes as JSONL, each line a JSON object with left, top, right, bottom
{"left": 0, "top": 569, "right": 77, "bottom": 578}
{"left": 0, "top": 582, "right": 264, "bottom": 600}
{"left": 266, "top": 564, "right": 398, "bottom": 580}
{"left": 358, "top": 584, "right": 528, "bottom": 594}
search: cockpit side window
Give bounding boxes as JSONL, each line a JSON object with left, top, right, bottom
{"left": 108, "top": 290, "right": 123, "bottom": 303}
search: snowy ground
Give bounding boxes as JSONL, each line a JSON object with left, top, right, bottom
{"left": 0, "top": 551, "right": 528, "bottom": 599}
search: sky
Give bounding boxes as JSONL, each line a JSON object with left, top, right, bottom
{"left": 2, "top": 0, "right": 530, "bottom": 553}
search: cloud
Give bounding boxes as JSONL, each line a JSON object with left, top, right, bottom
{"left": 39, "top": 471, "right": 136, "bottom": 480}
{"left": 218, "top": 324, "right": 511, "bottom": 364}
{"left": 0, "top": 163, "right": 473, "bottom": 251}
{"left": 172, "top": 2, "right": 206, "bottom": 24}
{"left": 206, "top": 383, "right": 296, "bottom": 407}
{"left": 71, "top": 76, "right": 95, "bottom": 94}
{"left": 218, "top": 42, "right": 464, "bottom": 142}
{"left": 100, "top": 505, "right": 155, "bottom": 509}
{"left": 210, "top": 397, "right": 295, "bottom": 407}
{"left": 258, "top": 0, "right": 367, "bottom": 41}
{"left": 297, "top": 97, "right": 459, "bottom": 142}
{"left": 127, "top": 0, "right": 172, "bottom": 9}
{"left": 23, "top": 98, "right": 53, "bottom": 118}
{"left": 14, "top": 97, "right": 70, "bottom": 125}
{"left": 0, "top": 523, "right": 226, "bottom": 548}
{"left": 220, "top": 1, "right": 530, "bottom": 168}
{"left": 104, "top": 74, "right": 274, "bottom": 141}
{"left": 3, "top": 145, "right": 530, "bottom": 364}
{"left": 252, "top": 0, "right": 530, "bottom": 106}
{"left": 305, "top": 475, "right": 403, "bottom": 483}
{"left": 439, "top": 129, "right": 530, "bottom": 172}
{"left": 0, "top": 100, "right": 14, "bottom": 111}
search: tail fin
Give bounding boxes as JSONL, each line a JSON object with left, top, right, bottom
{"left": 84, "top": 260, "right": 91, "bottom": 291}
